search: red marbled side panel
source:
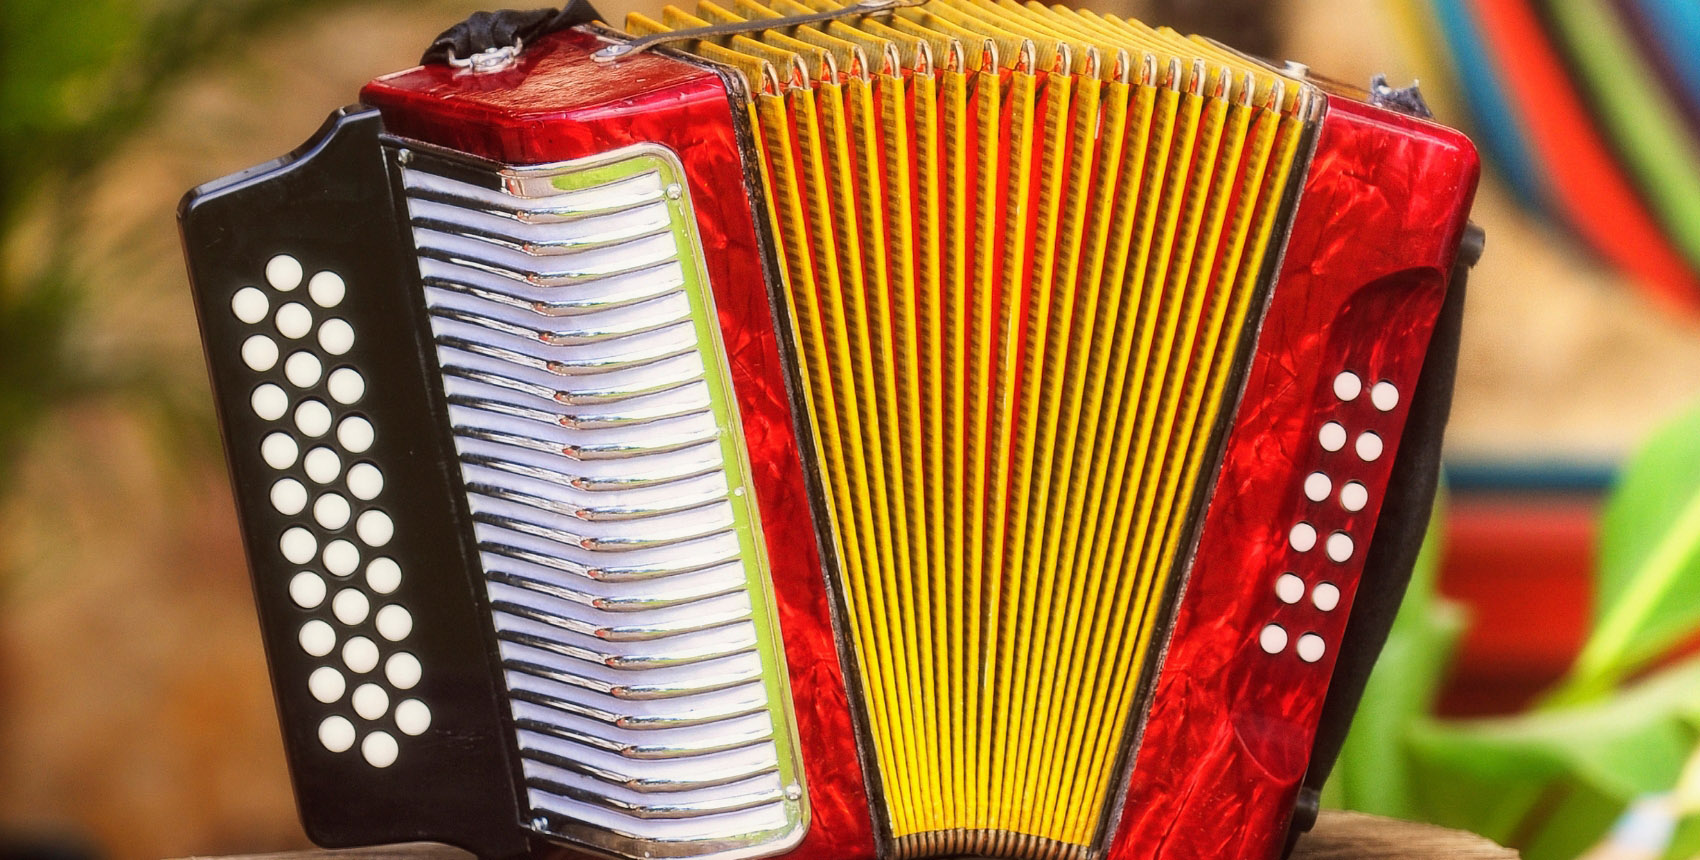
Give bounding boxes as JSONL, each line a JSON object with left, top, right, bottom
{"left": 362, "top": 31, "right": 877, "bottom": 860}
{"left": 1107, "top": 97, "right": 1479, "bottom": 860}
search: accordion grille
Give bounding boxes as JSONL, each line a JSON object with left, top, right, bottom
{"left": 655, "top": 2, "right": 1311, "bottom": 852}
{"left": 397, "top": 145, "right": 807, "bottom": 859}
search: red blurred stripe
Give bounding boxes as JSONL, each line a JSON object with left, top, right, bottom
{"left": 1470, "top": 0, "right": 1700, "bottom": 310}
{"left": 1436, "top": 495, "right": 1595, "bottom": 716}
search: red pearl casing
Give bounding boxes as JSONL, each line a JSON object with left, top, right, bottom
{"left": 361, "top": 29, "right": 879, "bottom": 860}
{"left": 1107, "top": 95, "right": 1479, "bottom": 859}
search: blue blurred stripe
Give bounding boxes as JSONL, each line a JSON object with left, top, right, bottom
{"left": 1429, "top": 0, "right": 1548, "bottom": 206}
{"left": 1632, "top": 0, "right": 1700, "bottom": 114}
{"left": 1444, "top": 457, "right": 1618, "bottom": 494}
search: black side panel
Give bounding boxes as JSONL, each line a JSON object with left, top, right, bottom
{"left": 179, "top": 107, "right": 527, "bottom": 859}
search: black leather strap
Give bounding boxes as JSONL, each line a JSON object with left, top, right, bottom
{"left": 420, "top": 1, "right": 604, "bottom": 65}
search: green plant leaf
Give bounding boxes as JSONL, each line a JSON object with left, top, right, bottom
{"left": 1667, "top": 816, "right": 1700, "bottom": 860}
{"left": 1404, "top": 657, "right": 1700, "bottom": 857}
{"left": 1553, "top": 400, "right": 1700, "bottom": 703}
{"left": 1413, "top": 663, "right": 1700, "bottom": 802}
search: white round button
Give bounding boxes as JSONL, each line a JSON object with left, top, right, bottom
{"left": 323, "top": 539, "right": 359, "bottom": 577}
{"left": 299, "top": 620, "right": 336, "bottom": 657}
{"left": 1259, "top": 624, "right": 1289, "bottom": 654}
{"left": 333, "top": 589, "right": 371, "bottom": 626}
{"left": 314, "top": 493, "right": 351, "bottom": 530}
{"left": 308, "top": 666, "right": 345, "bottom": 703}
{"left": 242, "top": 335, "right": 278, "bottom": 372}
{"left": 270, "top": 479, "right": 307, "bottom": 516}
{"left": 280, "top": 527, "right": 316, "bottom": 564}
{"left": 251, "top": 384, "right": 289, "bottom": 420}
{"left": 347, "top": 463, "right": 383, "bottom": 501}
{"left": 304, "top": 447, "right": 342, "bottom": 484}
{"left": 260, "top": 433, "right": 298, "bottom": 470}
{"left": 232, "top": 287, "right": 269, "bottom": 324}
{"left": 1371, "top": 381, "right": 1399, "bottom": 411}
{"left": 395, "top": 699, "right": 431, "bottom": 736}
{"left": 357, "top": 510, "right": 394, "bottom": 547}
{"left": 275, "top": 303, "right": 312, "bottom": 340}
{"left": 1303, "top": 472, "right": 1331, "bottom": 503}
{"left": 362, "top": 731, "right": 398, "bottom": 768}
{"left": 1319, "top": 422, "right": 1347, "bottom": 452}
{"left": 308, "top": 271, "right": 346, "bottom": 308}
{"left": 1313, "top": 582, "right": 1342, "bottom": 612}
{"left": 266, "top": 254, "right": 304, "bottom": 291}
{"left": 328, "top": 368, "right": 365, "bottom": 404}
{"left": 338, "top": 416, "right": 374, "bottom": 453}
{"left": 343, "top": 636, "right": 379, "bottom": 674}
{"left": 1275, "top": 573, "right": 1305, "bottom": 604}
{"left": 1333, "top": 371, "right": 1362, "bottom": 401}
{"left": 318, "top": 716, "right": 355, "bottom": 753}
{"left": 1326, "top": 531, "right": 1354, "bottom": 563}
{"left": 318, "top": 319, "right": 355, "bottom": 355}
{"left": 1289, "top": 522, "right": 1317, "bottom": 552}
{"left": 375, "top": 605, "right": 412, "bottom": 642}
{"left": 1340, "top": 481, "right": 1369, "bottom": 512}
{"left": 352, "top": 683, "right": 389, "bottom": 721}
{"left": 1356, "top": 431, "right": 1384, "bottom": 462}
{"left": 367, "top": 558, "right": 402, "bottom": 594}
{"left": 386, "top": 652, "right": 422, "bottom": 689}
{"left": 284, "top": 352, "right": 322, "bottom": 388}
{"left": 295, "top": 400, "right": 332, "bottom": 437}
{"left": 1297, "top": 633, "right": 1327, "bottom": 663}
{"left": 289, "top": 572, "right": 326, "bottom": 609}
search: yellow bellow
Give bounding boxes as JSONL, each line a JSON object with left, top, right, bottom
{"left": 636, "top": 0, "right": 1311, "bottom": 852}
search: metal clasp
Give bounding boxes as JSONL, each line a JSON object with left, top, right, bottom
{"left": 449, "top": 40, "right": 524, "bottom": 73}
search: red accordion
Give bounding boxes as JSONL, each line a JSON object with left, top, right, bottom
{"left": 178, "top": 3, "right": 1480, "bottom": 859}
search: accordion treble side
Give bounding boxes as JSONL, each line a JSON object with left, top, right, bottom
{"left": 179, "top": 8, "right": 1478, "bottom": 860}
{"left": 1114, "top": 95, "right": 1477, "bottom": 856}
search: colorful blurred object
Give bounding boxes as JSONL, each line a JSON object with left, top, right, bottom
{"left": 1403, "top": 0, "right": 1700, "bottom": 311}
{"left": 1329, "top": 395, "right": 1700, "bottom": 859}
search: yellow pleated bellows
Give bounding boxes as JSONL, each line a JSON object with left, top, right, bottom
{"left": 633, "top": 2, "right": 1313, "bottom": 855}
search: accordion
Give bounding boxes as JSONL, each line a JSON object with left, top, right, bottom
{"left": 177, "top": 3, "right": 1480, "bottom": 859}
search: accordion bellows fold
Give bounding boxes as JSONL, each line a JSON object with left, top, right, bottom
{"left": 638, "top": 0, "right": 1312, "bottom": 850}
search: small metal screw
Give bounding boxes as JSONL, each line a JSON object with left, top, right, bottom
{"left": 666, "top": 183, "right": 683, "bottom": 200}
{"left": 785, "top": 783, "right": 803, "bottom": 801}
{"left": 593, "top": 42, "right": 635, "bottom": 62}
{"left": 396, "top": 149, "right": 413, "bottom": 165}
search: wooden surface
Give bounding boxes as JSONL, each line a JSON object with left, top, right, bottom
{"left": 175, "top": 810, "right": 1518, "bottom": 859}
{"left": 1293, "top": 810, "right": 1519, "bottom": 858}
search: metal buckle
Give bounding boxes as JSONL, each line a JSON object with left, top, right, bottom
{"left": 448, "top": 40, "right": 523, "bottom": 74}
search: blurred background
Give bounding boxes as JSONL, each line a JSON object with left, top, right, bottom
{"left": 6, "top": 0, "right": 1700, "bottom": 858}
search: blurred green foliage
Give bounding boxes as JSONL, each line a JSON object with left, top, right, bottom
{"left": 1329, "top": 398, "right": 1700, "bottom": 859}
{"left": 1321, "top": 500, "right": 1465, "bottom": 821}
{"left": 1558, "top": 404, "right": 1700, "bottom": 705}
{"left": 0, "top": 0, "right": 356, "bottom": 491}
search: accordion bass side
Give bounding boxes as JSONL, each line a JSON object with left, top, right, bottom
{"left": 178, "top": 4, "right": 1479, "bottom": 860}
